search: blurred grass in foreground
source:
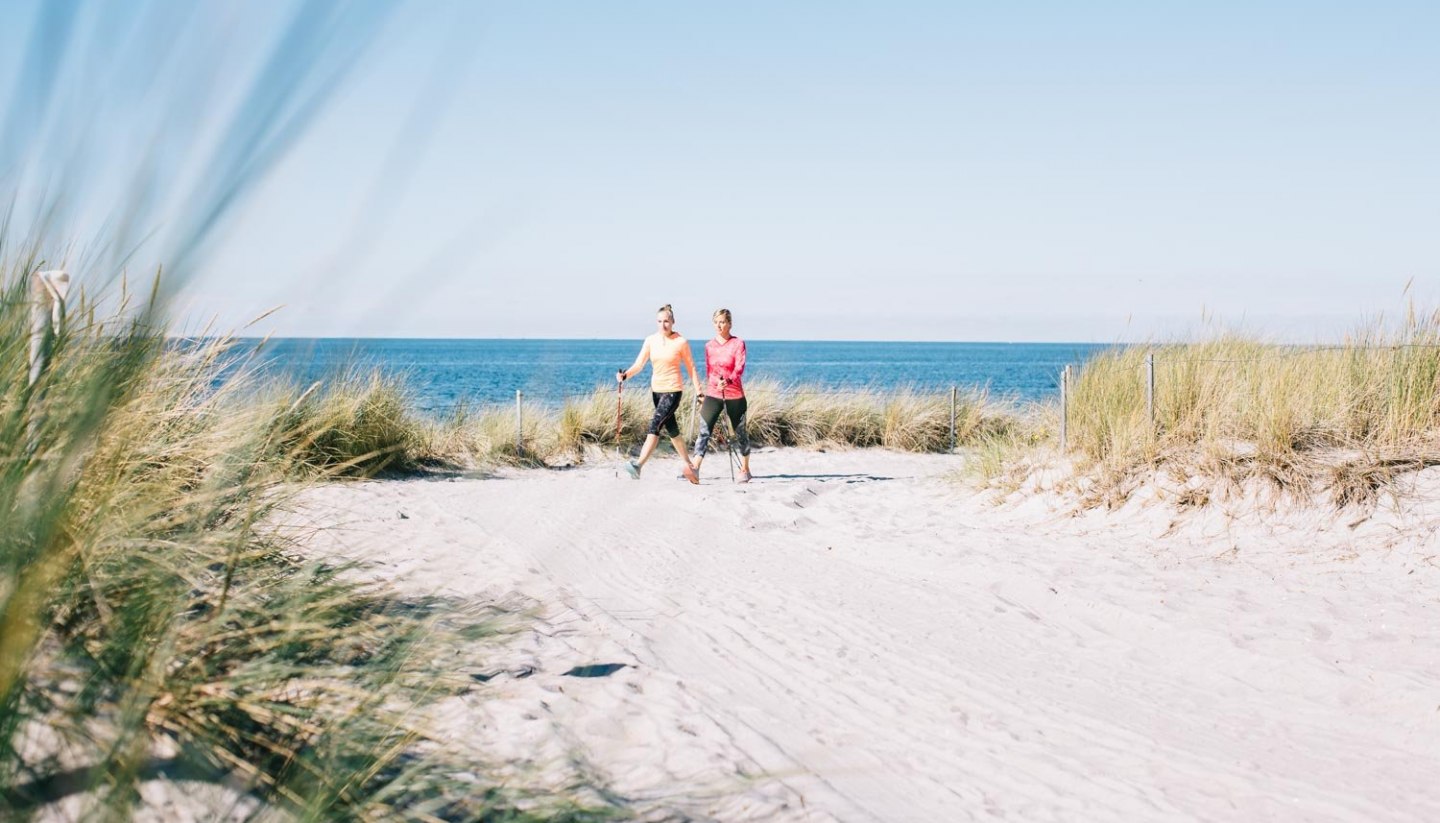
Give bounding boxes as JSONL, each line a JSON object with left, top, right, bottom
{"left": 0, "top": 0, "right": 621, "bottom": 815}
{"left": 0, "top": 270, "right": 616, "bottom": 818}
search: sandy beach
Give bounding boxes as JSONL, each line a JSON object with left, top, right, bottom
{"left": 283, "top": 448, "right": 1440, "bottom": 822}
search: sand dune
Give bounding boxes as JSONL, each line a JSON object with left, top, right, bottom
{"left": 284, "top": 448, "right": 1440, "bottom": 822}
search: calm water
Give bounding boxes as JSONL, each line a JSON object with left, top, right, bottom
{"left": 233, "top": 338, "right": 1110, "bottom": 414}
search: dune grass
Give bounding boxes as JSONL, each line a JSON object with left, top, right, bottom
{"left": 0, "top": 272, "right": 615, "bottom": 820}
{"left": 186, "top": 374, "right": 1020, "bottom": 473}
{"left": 455, "top": 379, "right": 1020, "bottom": 464}
{"left": 0, "top": 2, "right": 627, "bottom": 813}
{"left": 263, "top": 368, "right": 428, "bottom": 477}
{"left": 321, "top": 379, "right": 1017, "bottom": 471}
{"left": 1061, "top": 311, "right": 1440, "bottom": 506}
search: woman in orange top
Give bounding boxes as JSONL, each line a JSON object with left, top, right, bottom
{"left": 616, "top": 304, "right": 701, "bottom": 484}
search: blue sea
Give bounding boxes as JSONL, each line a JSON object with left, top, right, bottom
{"left": 232, "top": 339, "right": 1110, "bottom": 415}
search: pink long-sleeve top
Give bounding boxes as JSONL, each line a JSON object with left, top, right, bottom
{"left": 704, "top": 336, "right": 746, "bottom": 400}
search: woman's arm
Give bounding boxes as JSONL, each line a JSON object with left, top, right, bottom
{"left": 682, "top": 341, "right": 701, "bottom": 394}
{"left": 618, "top": 338, "right": 650, "bottom": 381}
{"left": 733, "top": 340, "right": 747, "bottom": 382}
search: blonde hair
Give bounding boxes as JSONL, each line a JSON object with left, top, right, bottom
{"left": 712, "top": 308, "right": 732, "bottom": 324}
{"left": 656, "top": 304, "right": 674, "bottom": 321}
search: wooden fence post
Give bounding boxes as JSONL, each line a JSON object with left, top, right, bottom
{"left": 1060, "top": 365, "right": 1071, "bottom": 452}
{"left": 515, "top": 390, "right": 523, "bottom": 456}
{"left": 949, "top": 386, "right": 957, "bottom": 452}
{"left": 28, "top": 269, "right": 70, "bottom": 386}
{"left": 1146, "top": 352, "right": 1156, "bottom": 431}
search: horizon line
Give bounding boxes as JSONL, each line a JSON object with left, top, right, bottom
{"left": 191, "top": 335, "right": 1124, "bottom": 346}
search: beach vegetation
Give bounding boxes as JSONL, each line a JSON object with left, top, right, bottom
{"left": 1058, "top": 309, "right": 1440, "bottom": 507}
{"left": 263, "top": 367, "right": 427, "bottom": 477}
{"left": 374, "top": 380, "right": 1020, "bottom": 468}
{"left": 0, "top": 0, "right": 623, "bottom": 813}
{"left": 0, "top": 271, "right": 616, "bottom": 819}
{"left": 555, "top": 380, "right": 1012, "bottom": 456}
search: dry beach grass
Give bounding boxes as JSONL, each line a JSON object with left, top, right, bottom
{"left": 393, "top": 379, "right": 1018, "bottom": 468}
{"left": 0, "top": 270, "right": 615, "bottom": 820}
{"left": 1064, "top": 309, "right": 1440, "bottom": 508}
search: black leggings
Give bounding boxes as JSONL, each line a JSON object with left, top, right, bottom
{"left": 694, "top": 395, "right": 750, "bottom": 457}
{"left": 648, "top": 391, "right": 683, "bottom": 437}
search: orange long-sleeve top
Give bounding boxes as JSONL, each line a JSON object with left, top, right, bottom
{"left": 624, "top": 332, "right": 698, "bottom": 392}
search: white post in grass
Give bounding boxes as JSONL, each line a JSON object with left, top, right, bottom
{"left": 28, "top": 268, "right": 71, "bottom": 386}
{"left": 515, "top": 390, "right": 523, "bottom": 457}
{"left": 1145, "top": 352, "right": 1156, "bottom": 432}
{"left": 949, "top": 386, "right": 957, "bottom": 452}
{"left": 1060, "top": 365, "right": 1071, "bottom": 452}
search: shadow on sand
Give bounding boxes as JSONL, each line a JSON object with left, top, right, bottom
{"left": 757, "top": 473, "right": 894, "bottom": 483}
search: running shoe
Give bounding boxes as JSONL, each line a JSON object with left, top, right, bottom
{"left": 737, "top": 471, "right": 752, "bottom": 484}
{"left": 624, "top": 460, "right": 641, "bottom": 479}
{"left": 681, "top": 464, "right": 700, "bottom": 485}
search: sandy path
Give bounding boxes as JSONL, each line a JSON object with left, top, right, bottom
{"left": 288, "top": 449, "right": 1440, "bottom": 822}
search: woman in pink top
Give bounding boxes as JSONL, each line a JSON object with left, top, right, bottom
{"left": 690, "top": 308, "right": 752, "bottom": 482}
{"left": 616, "top": 304, "right": 701, "bottom": 484}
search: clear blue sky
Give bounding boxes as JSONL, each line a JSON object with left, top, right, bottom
{"left": 5, "top": 1, "right": 1438, "bottom": 341}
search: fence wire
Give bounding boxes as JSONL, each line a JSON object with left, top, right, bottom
{"left": 1052, "top": 343, "right": 1440, "bottom": 453}
{"left": 418, "top": 382, "right": 989, "bottom": 416}
{"left": 1153, "top": 343, "right": 1440, "bottom": 365}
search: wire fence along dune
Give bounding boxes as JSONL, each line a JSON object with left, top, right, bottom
{"left": 404, "top": 379, "right": 1018, "bottom": 467}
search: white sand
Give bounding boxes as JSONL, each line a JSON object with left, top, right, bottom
{"left": 285, "top": 448, "right": 1440, "bottom": 822}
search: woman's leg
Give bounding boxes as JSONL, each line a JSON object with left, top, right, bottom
{"left": 637, "top": 392, "right": 682, "bottom": 470}
{"left": 640, "top": 392, "right": 695, "bottom": 482}
{"left": 670, "top": 434, "right": 694, "bottom": 470}
{"left": 635, "top": 433, "right": 661, "bottom": 467}
{"left": 691, "top": 396, "right": 723, "bottom": 470}
{"left": 662, "top": 396, "right": 698, "bottom": 483}
{"left": 728, "top": 397, "right": 752, "bottom": 477}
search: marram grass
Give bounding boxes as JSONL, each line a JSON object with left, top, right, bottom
{"left": 263, "top": 368, "right": 426, "bottom": 478}
{"left": 1062, "top": 311, "right": 1440, "bottom": 506}
{"left": 296, "top": 375, "right": 1017, "bottom": 472}
{"left": 475, "top": 379, "right": 1012, "bottom": 464}
{"left": 0, "top": 273, "right": 617, "bottom": 820}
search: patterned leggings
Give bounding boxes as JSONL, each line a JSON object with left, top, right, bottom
{"left": 647, "top": 391, "right": 683, "bottom": 437}
{"left": 694, "top": 395, "right": 750, "bottom": 457}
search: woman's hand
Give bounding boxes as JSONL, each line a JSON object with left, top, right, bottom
{"left": 616, "top": 370, "right": 627, "bottom": 383}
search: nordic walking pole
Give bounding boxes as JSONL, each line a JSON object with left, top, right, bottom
{"left": 615, "top": 368, "right": 630, "bottom": 476}
{"left": 720, "top": 377, "right": 736, "bottom": 482}
{"left": 726, "top": 399, "right": 737, "bottom": 483}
